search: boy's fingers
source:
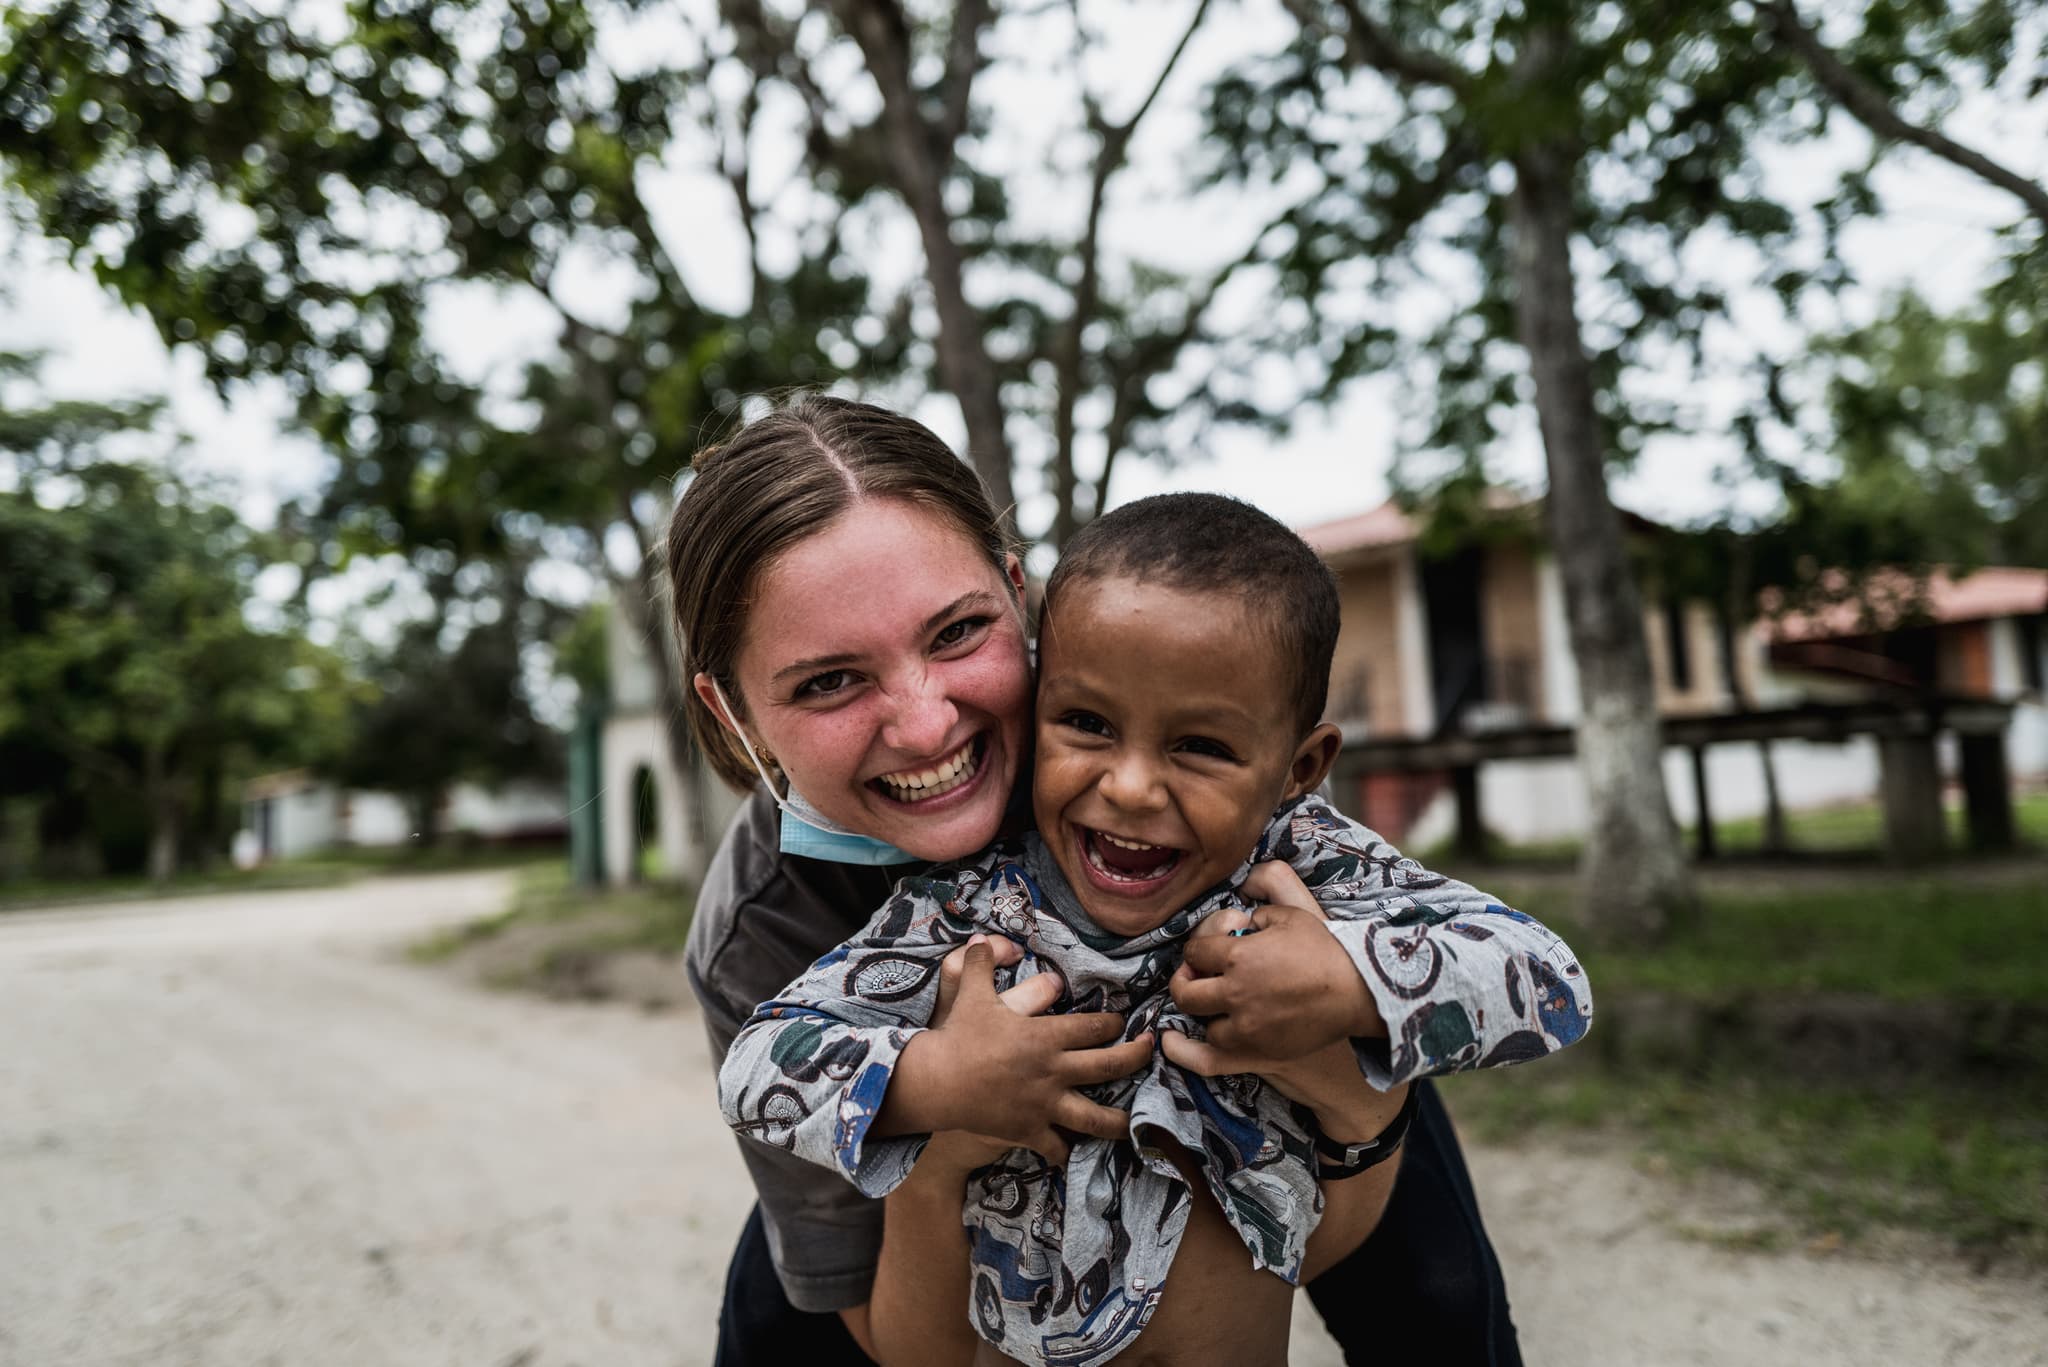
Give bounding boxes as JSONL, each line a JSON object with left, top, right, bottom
{"left": 954, "top": 936, "right": 999, "bottom": 1003}
{"left": 1169, "top": 970, "right": 1232, "bottom": 1019}
{"left": 1179, "top": 934, "right": 1237, "bottom": 979}
{"left": 1243, "top": 861, "right": 1325, "bottom": 920}
{"left": 1159, "top": 1029, "right": 1248, "bottom": 1077}
{"left": 1054, "top": 1095, "right": 1130, "bottom": 1144}
{"left": 1041, "top": 1009, "right": 1126, "bottom": 1049}
{"left": 1190, "top": 906, "right": 1252, "bottom": 940}
{"left": 1059, "top": 1031, "right": 1154, "bottom": 1085}
{"left": 997, "top": 969, "right": 1064, "bottom": 1018}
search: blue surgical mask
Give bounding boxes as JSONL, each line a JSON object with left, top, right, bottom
{"left": 709, "top": 680, "right": 921, "bottom": 867}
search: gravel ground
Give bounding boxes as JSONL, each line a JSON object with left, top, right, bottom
{"left": 2, "top": 872, "right": 2043, "bottom": 1367}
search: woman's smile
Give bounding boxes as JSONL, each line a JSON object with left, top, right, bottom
{"left": 871, "top": 734, "right": 988, "bottom": 805}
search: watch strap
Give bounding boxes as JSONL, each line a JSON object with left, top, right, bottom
{"left": 1313, "top": 1082, "right": 1420, "bottom": 1180}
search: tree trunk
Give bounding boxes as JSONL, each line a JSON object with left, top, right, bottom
{"left": 834, "top": 0, "right": 1018, "bottom": 524}
{"left": 144, "top": 749, "right": 179, "bottom": 884}
{"left": 411, "top": 788, "right": 444, "bottom": 850}
{"left": 1507, "top": 109, "right": 1694, "bottom": 943}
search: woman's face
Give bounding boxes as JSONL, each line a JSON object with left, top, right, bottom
{"left": 703, "top": 498, "right": 1032, "bottom": 863}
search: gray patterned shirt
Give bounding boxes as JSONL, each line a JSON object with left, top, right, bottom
{"left": 717, "top": 794, "right": 1591, "bottom": 1367}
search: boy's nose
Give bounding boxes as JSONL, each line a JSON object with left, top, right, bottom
{"left": 1097, "top": 751, "right": 1168, "bottom": 813}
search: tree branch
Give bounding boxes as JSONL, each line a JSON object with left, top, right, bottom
{"left": 1287, "top": 0, "right": 1468, "bottom": 92}
{"left": 939, "top": 0, "right": 992, "bottom": 149}
{"left": 832, "top": 0, "right": 1019, "bottom": 522}
{"left": 1764, "top": 0, "right": 2048, "bottom": 232}
{"left": 1049, "top": 0, "right": 1213, "bottom": 547}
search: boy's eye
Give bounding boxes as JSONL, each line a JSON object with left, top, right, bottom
{"left": 1058, "top": 710, "right": 1111, "bottom": 737}
{"left": 1178, "top": 736, "right": 1238, "bottom": 761}
{"left": 932, "top": 615, "right": 993, "bottom": 651}
{"left": 794, "top": 669, "right": 855, "bottom": 700}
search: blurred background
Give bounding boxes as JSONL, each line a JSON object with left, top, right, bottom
{"left": 1, "top": 1, "right": 2044, "bottom": 1363}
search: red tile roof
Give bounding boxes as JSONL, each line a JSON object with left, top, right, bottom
{"left": 1768, "top": 567, "right": 2048, "bottom": 642}
{"left": 1297, "top": 500, "right": 1417, "bottom": 557}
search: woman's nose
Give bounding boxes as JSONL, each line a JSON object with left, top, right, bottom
{"left": 880, "top": 671, "right": 960, "bottom": 756}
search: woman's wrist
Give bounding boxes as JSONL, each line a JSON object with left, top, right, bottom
{"left": 1308, "top": 1078, "right": 1410, "bottom": 1146}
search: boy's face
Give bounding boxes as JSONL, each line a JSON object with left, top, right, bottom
{"left": 1032, "top": 575, "right": 1338, "bottom": 938}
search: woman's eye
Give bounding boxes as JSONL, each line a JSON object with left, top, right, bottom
{"left": 1060, "top": 711, "right": 1111, "bottom": 737}
{"left": 932, "top": 615, "right": 993, "bottom": 651}
{"left": 795, "top": 669, "right": 854, "bottom": 699}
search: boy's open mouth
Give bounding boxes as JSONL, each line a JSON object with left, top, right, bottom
{"left": 871, "top": 735, "right": 987, "bottom": 805}
{"left": 1077, "top": 826, "right": 1183, "bottom": 893}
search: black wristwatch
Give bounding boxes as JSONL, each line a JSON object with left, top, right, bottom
{"left": 1312, "top": 1083, "right": 1420, "bottom": 1180}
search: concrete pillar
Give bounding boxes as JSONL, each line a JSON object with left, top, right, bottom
{"left": 1877, "top": 733, "right": 1946, "bottom": 863}
{"left": 1452, "top": 764, "right": 1485, "bottom": 861}
{"left": 1958, "top": 731, "right": 2015, "bottom": 853}
{"left": 1689, "top": 745, "right": 1717, "bottom": 860}
{"left": 569, "top": 704, "right": 606, "bottom": 887}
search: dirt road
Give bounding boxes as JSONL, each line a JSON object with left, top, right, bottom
{"left": 2, "top": 873, "right": 2042, "bottom": 1366}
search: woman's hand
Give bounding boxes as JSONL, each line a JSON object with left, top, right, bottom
{"left": 888, "top": 935, "right": 1152, "bottom": 1165}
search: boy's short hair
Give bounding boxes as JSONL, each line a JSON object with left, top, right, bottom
{"left": 1045, "top": 492, "right": 1339, "bottom": 734}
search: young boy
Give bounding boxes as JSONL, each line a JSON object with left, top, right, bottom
{"left": 718, "top": 493, "right": 1591, "bottom": 1367}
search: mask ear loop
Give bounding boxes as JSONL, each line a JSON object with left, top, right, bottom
{"left": 709, "top": 678, "right": 794, "bottom": 817}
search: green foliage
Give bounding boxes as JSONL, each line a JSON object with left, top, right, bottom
{"left": 1807, "top": 261, "right": 2048, "bottom": 570}
{"left": 330, "top": 579, "right": 563, "bottom": 841}
{"left": 552, "top": 599, "right": 609, "bottom": 708}
{"left": 1496, "top": 867, "right": 2048, "bottom": 1005}
{"left": 0, "top": 452, "right": 353, "bottom": 877}
{"left": 0, "top": 0, "right": 871, "bottom": 575}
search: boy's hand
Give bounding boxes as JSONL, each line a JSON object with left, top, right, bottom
{"left": 1168, "top": 861, "right": 1385, "bottom": 1063}
{"left": 893, "top": 936, "right": 1151, "bottom": 1166}
{"left": 1164, "top": 878, "right": 1403, "bottom": 1129}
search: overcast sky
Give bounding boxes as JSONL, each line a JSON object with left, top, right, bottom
{"left": 2, "top": 0, "right": 2041, "bottom": 589}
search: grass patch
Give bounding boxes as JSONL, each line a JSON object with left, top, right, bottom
{"left": 1493, "top": 873, "right": 2048, "bottom": 1005}
{"left": 1432, "top": 790, "right": 2048, "bottom": 866}
{"left": 409, "top": 862, "right": 695, "bottom": 993}
{"left": 1442, "top": 1058, "right": 2048, "bottom": 1259}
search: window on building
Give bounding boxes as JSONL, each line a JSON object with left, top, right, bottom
{"left": 2020, "top": 613, "right": 2046, "bottom": 694}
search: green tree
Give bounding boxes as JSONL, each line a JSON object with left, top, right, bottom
{"left": 331, "top": 580, "right": 564, "bottom": 848}
{"left": 0, "top": 0, "right": 870, "bottom": 804}
{"left": 1807, "top": 268, "right": 2048, "bottom": 571}
{"left": 1200, "top": 0, "right": 2042, "bottom": 940}
{"left": 0, "top": 452, "right": 350, "bottom": 881}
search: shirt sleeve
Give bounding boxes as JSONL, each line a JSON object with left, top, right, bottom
{"left": 716, "top": 877, "right": 973, "bottom": 1201}
{"left": 690, "top": 952, "right": 888, "bottom": 1313}
{"left": 1262, "top": 796, "right": 1594, "bottom": 1087}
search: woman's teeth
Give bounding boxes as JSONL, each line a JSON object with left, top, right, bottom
{"left": 876, "top": 740, "right": 980, "bottom": 802}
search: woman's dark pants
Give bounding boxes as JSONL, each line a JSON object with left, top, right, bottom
{"left": 711, "top": 1079, "right": 1521, "bottom": 1367}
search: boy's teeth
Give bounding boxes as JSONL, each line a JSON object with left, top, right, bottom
{"left": 1085, "top": 829, "right": 1178, "bottom": 883}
